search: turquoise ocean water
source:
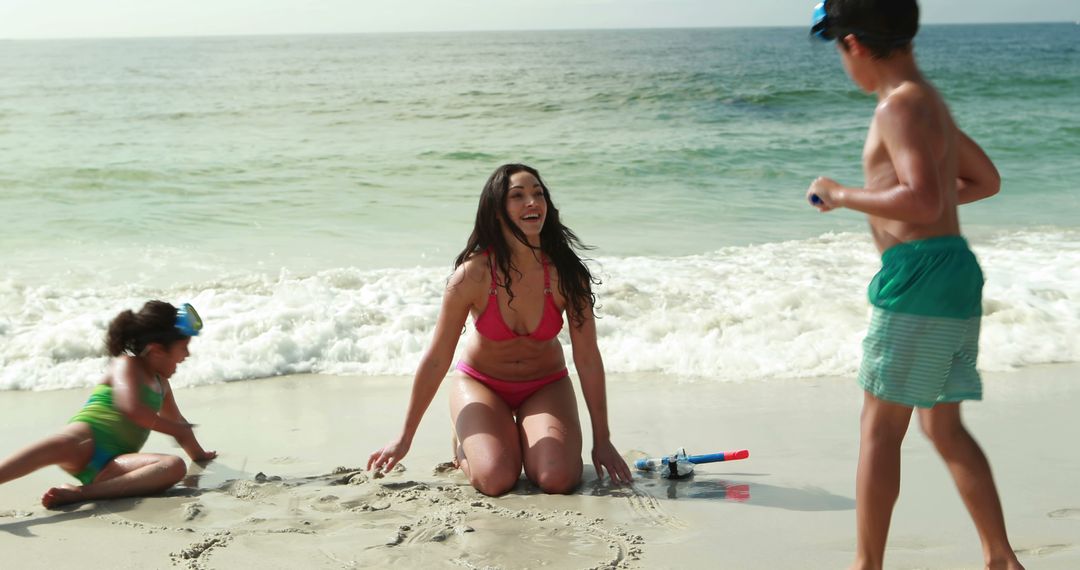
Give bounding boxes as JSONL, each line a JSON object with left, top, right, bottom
{"left": 1, "top": 24, "right": 1078, "bottom": 389}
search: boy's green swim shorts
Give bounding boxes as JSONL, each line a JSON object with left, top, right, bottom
{"left": 857, "top": 236, "right": 984, "bottom": 408}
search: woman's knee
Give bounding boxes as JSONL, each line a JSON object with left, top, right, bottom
{"left": 529, "top": 461, "right": 582, "bottom": 495}
{"left": 468, "top": 465, "right": 519, "bottom": 496}
{"left": 533, "top": 470, "right": 581, "bottom": 495}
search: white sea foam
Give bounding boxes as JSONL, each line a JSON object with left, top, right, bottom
{"left": 1, "top": 231, "right": 1077, "bottom": 390}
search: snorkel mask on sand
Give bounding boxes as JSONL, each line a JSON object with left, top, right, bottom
{"left": 810, "top": 0, "right": 914, "bottom": 46}
{"left": 175, "top": 303, "right": 203, "bottom": 337}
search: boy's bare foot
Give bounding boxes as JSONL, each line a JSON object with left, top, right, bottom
{"left": 41, "top": 484, "right": 84, "bottom": 509}
{"left": 986, "top": 558, "right": 1025, "bottom": 570}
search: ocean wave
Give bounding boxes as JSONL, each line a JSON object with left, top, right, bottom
{"left": 1, "top": 230, "right": 1077, "bottom": 391}
{"left": 417, "top": 150, "right": 499, "bottom": 162}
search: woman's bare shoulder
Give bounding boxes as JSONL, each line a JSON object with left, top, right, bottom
{"left": 448, "top": 252, "right": 490, "bottom": 295}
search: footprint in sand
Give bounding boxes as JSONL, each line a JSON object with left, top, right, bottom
{"left": 1014, "top": 543, "right": 1074, "bottom": 557}
{"left": 311, "top": 494, "right": 345, "bottom": 513}
{"left": 183, "top": 502, "right": 205, "bottom": 522}
{"left": 171, "top": 531, "right": 232, "bottom": 567}
{"left": 266, "top": 457, "right": 299, "bottom": 465}
{"left": 1048, "top": 508, "right": 1080, "bottom": 519}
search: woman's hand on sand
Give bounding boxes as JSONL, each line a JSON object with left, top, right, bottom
{"left": 368, "top": 436, "right": 411, "bottom": 473}
{"left": 592, "top": 441, "right": 633, "bottom": 485}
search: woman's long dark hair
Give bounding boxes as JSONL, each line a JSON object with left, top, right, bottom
{"left": 454, "top": 164, "right": 599, "bottom": 327}
{"left": 105, "top": 300, "right": 185, "bottom": 357}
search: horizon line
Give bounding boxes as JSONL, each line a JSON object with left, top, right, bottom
{"left": 1, "top": 20, "right": 1073, "bottom": 42}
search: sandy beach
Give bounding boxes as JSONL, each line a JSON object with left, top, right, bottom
{"left": 1, "top": 365, "right": 1077, "bottom": 569}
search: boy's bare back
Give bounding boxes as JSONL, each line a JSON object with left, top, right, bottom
{"left": 862, "top": 79, "right": 961, "bottom": 252}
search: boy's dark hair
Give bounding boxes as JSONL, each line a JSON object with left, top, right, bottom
{"left": 826, "top": 0, "right": 919, "bottom": 59}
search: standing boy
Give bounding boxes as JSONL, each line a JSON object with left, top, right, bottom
{"left": 806, "top": 1, "right": 1024, "bottom": 569}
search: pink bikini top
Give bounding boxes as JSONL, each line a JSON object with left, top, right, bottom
{"left": 474, "top": 252, "right": 564, "bottom": 342}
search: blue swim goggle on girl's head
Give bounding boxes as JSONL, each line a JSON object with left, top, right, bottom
{"left": 175, "top": 303, "right": 202, "bottom": 337}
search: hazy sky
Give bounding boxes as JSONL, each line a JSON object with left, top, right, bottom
{"left": 2, "top": 0, "right": 1077, "bottom": 39}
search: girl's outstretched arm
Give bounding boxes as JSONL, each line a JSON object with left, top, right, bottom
{"left": 112, "top": 356, "right": 194, "bottom": 440}
{"left": 158, "top": 380, "right": 216, "bottom": 462}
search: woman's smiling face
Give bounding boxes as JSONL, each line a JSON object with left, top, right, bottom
{"left": 503, "top": 170, "right": 547, "bottom": 240}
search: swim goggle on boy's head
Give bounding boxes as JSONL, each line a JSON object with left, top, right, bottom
{"left": 175, "top": 303, "right": 203, "bottom": 337}
{"left": 810, "top": 0, "right": 914, "bottom": 46}
{"left": 811, "top": 1, "right": 835, "bottom": 41}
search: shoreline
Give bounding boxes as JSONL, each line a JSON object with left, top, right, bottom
{"left": 1, "top": 365, "right": 1078, "bottom": 568}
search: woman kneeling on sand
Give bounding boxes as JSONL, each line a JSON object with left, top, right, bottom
{"left": 369, "top": 163, "right": 631, "bottom": 496}
{"left": 0, "top": 301, "right": 216, "bottom": 508}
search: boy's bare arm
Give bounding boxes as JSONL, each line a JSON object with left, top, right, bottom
{"left": 955, "top": 129, "right": 1000, "bottom": 204}
{"left": 809, "top": 97, "right": 945, "bottom": 224}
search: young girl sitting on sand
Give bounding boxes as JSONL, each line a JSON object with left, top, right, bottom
{"left": 368, "top": 163, "right": 632, "bottom": 495}
{"left": 0, "top": 300, "right": 216, "bottom": 508}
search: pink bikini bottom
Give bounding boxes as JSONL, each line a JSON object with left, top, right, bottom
{"left": 455, "top": 361, "right": 568, "bottom": 410}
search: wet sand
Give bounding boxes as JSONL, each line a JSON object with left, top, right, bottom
{"left": 1, "top": 366, "right": 1078, "bottom": 569}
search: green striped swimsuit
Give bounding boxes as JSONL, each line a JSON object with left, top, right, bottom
{"left": 68, "top": 380, "right": 165, "bottom": 484}
{"left": 857, "top": 235, "right": 984, "bottom": 408}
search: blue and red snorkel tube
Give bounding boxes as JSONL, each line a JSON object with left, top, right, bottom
{"left": 634, "top": 448, "right": 750, "bottom": 479}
